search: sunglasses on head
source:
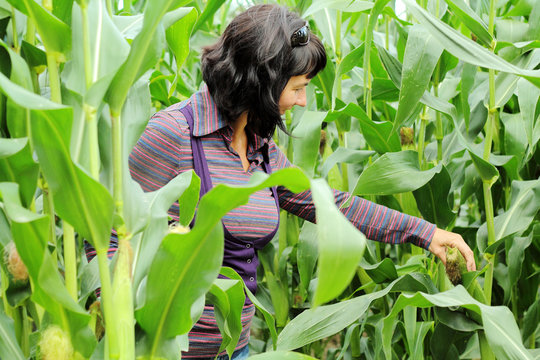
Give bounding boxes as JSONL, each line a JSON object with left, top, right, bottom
{"left": 291, "top": 22, "right": 310, "bottom": 47}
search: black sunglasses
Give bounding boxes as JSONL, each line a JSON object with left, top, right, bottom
{"left": 291, "top": 22, "right": 310, "bottom": 47}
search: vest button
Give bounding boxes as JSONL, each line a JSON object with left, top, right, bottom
{"left": 246, "top": 244, "right": 251, "bottom": 248}
{"left": 247, "top": 259, "right": 252, "bottom": 263}
{"left": 249, "top": 277, "right": 255, "bottom": 281}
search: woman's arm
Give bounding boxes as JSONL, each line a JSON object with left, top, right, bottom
{"left": 128, "top": 109, "right": 190, "bottom": 192}
{"left": 269, "top": 142, "right": 476, "bottom": 271}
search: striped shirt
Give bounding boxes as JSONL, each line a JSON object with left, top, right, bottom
{"left": 129, "top": 86, "right": 436, "bottom": 250}
{"left": 120, "top": 85, "right": 436, "bottom": 358}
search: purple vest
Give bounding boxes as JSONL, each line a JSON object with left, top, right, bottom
{"left": 179, "top": 105, "right": 279, "bottom": 294}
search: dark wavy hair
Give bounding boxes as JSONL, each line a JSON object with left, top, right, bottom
{"left": 201, "top": 4, "right": 327, "bottom": 139}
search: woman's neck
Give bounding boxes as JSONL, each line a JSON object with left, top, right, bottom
{"left": 231, "top": 112, "right": 250, "bottom": 171}
{"left": 231, "top": 111, "right": 248, "bottom": 136}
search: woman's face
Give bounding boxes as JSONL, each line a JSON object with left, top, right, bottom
{"left": 278, "top": 74, "right": 310, "bottom": 114}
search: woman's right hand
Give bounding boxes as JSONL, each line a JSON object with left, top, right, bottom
{"left": 428, "top": 228, "right": 476, "bottom": 271}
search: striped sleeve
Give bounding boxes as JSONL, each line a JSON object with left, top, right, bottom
{"left": 128, "top": 108, "right": 191, "bottom": 192}
{"left": 268, "top": 141, "right": 436, "bottom": 249}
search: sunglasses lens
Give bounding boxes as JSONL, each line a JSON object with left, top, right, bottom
{"left": 291, "top": 25, "right": 309, "bottom": 47}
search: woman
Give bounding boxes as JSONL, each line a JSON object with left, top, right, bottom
{"left": 94, "top": 4, "right": 476, "bottom": 359}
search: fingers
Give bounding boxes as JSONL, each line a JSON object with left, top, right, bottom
{"left": 457, "top": 242, "right": 476, "bottom": 271}
{"left": 429, "top": 228, "right": 476, "bottom": 271}
{"left": 450, "top": 233, "right": 476, "bottom": 272}
{"left": 428, "top": 233, "right": 446, "bottom": 265}
{"left": 437, "top": 246, "right": 447, "bottom": 266}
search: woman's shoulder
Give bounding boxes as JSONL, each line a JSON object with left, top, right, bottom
{"left": 148, "top": 100, "right": 192, "bottom": 136}
{"left": 266, "top": 138, "right": 291, "bottom": 169}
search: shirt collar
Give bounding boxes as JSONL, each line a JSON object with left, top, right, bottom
{"left": 190, "top": 84, "right": 268, "bottom": 151}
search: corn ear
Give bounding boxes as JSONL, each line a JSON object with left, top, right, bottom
{"left": 445, "top": 247, "right": 467, "bottom": 285}
{"left": 39, "top": 325, "right": 73, "bottom": 360}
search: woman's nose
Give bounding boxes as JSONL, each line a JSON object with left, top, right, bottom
{"left": 296, "top": 92, "right": 307, "bottom": 107}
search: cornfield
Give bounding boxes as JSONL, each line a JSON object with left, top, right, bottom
{"left": 0, "top": 0, "right": 538, "bottom": 359}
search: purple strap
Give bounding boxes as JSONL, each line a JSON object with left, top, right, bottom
{"left": 180, "top": 105, "right": 213, "bottom": 199}
{"left": 179, "top": 104, "right": 280, "bottom": 246}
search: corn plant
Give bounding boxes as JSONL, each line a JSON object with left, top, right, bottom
{"left": 0, "top": 0, "right": 538, "bottom": 359}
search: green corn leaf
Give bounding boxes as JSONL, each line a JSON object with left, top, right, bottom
{"left": 377, "top": 44, "right": 461, "bottom": 128}
{"left": 20, "top": 40, "right": 47, "bottom": 69}
{"left": 311, "top": 178, "right": 366, "bottom": 306}
{"left": 120, "top": 77, "right": 153, "bottom": 221}
{"left": 393, "top": 24, "right": 443, "bottom": 133}
{"left": 516, "top": 77, "right": 540, "bottom": 153}
{"left": 220, "top": 267, "right": 278, "bottom": 350}
{"left": 403, "top": 0, "right": 540, "bottom": 87}
{"left": 65, "top": 0, "right": 130, "bottom": 101}
{"left": 0, "top": 138, "right": 38, "bottom": 208}
{"left": 176, "top": 171, "right": 201, "bottom": 227}
{"left": 352, "top": 151, "right": 441, "bottom": 195}
{"left": 326, "top": 102, "right": 401, "bottom": 153}
{"left": 292, "top": 110, "right": 327, "bottom": 177}
{"left": 477, "top": 179, "right": 540, "bottom": 252}
{"left": 0, "top": 40, "right": 33, "bottom": 138}
{"left": 496, "top": 19, "right": 529, "bottom": 44}
{"left": 136, "top": 221, "right": 224, "bottom": 356}
{"left": 207, "top": 278, "right": 245, "bottom": 358}
{"left": 9, "top": 0, "right": 71, "bottom": 56}
{"left": 434, "top": 307, "right": 483, "bottom": 332}
{"left": 21, "top": 40, "right": 47, "bottom": 73}
{"left": 0, "top": 73, "right": 114, "bottom": 252}
{"left": 303, "top": 0, "right": 373, "bottom": 17}
{"left": 106, "top": 0, "right": 191, "bottom": 114}
{"left": 0, "top": 311, "right": 25, "bottom": 360}
{"left": 404, "top": 306, "right": 433, "bottom": 360}
{"left": 278, "top": 288, "right": 388, "bottom": 351}
{"left": 361, "top": 258, "right": 398, "bottom": 284}
{"left": 311, "top": 53, "right": 335, "bottom": 106}
{"left": 248, "top": 352, "right": 319, "bottom": 360}
{"left": 319, "top": 147, "right": 375, "bottom": 178}
{"left": 30, "top": 106, "right": 115, "bottom": 251}
{"left": 505, "top": 234, "right": 533, "bottom": 292}
{"left": 363, "top": 0, "right": 392, "bottom": 107}
{"left": 507, "top": 0, "right": 536, "bottom": 16}
{"left": 493, "top": 51, "right": 540, "bottom": 109}
{"left": 192, "top": 0, "right": 226, "bottom": 32}
{"left": 429, "top": 324, "right": 460, "bottom": 359}
{"left": 297, "top": 222, "right": 319, "bottom": 296}
{"left": 494, "top": 40, "right": 540, "bottom": 53}
{"left": 460, "top": 63, "right": 477, "bottom": 129}
{"left": 50, "top": 0, "right": 72, "bottom": 25}
{"left": 165, "top": 7, "right": 197, "bottom": 70}
{"left": 112, "top": 13, "right": 144, "bottom": 39}
{"left": 277, "top": 274, "right": 433, "bottom": 351}
{"left": 444, "top": 0, "right": 492, "bottom": 46}
{"left": 258, "top": 245, "right": 290, "bottom": 327}
{"left": 528, "top": 1, "right": 540, "bottom": 40}
{"left": 207, "top": 282, "right": 234, "bottom": 355}
{"left": 131, "top": 171, "right": 199, "bottom": 295}
{"left": 369, "top": 78, "right": 400, "bottom": 102}
{"left": 332, "top": 43, "right": 365, "bottom": 105}
{"left": 412, "top": 165, "right": 456, "bottom": 229}
{"left": 467, "top": 150, "right": 499, "bottom": 186}
{"left": 522, "top": 297, "right": 539, "bottom": 344}
{"left": 501, "top": 112, "right": 528, "bottom": 167}
{"left": 0, "top": 183, "right": 96, "bottom": 358}
{"left": 381, "top": 286, "right": 533, "bottom": 360}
